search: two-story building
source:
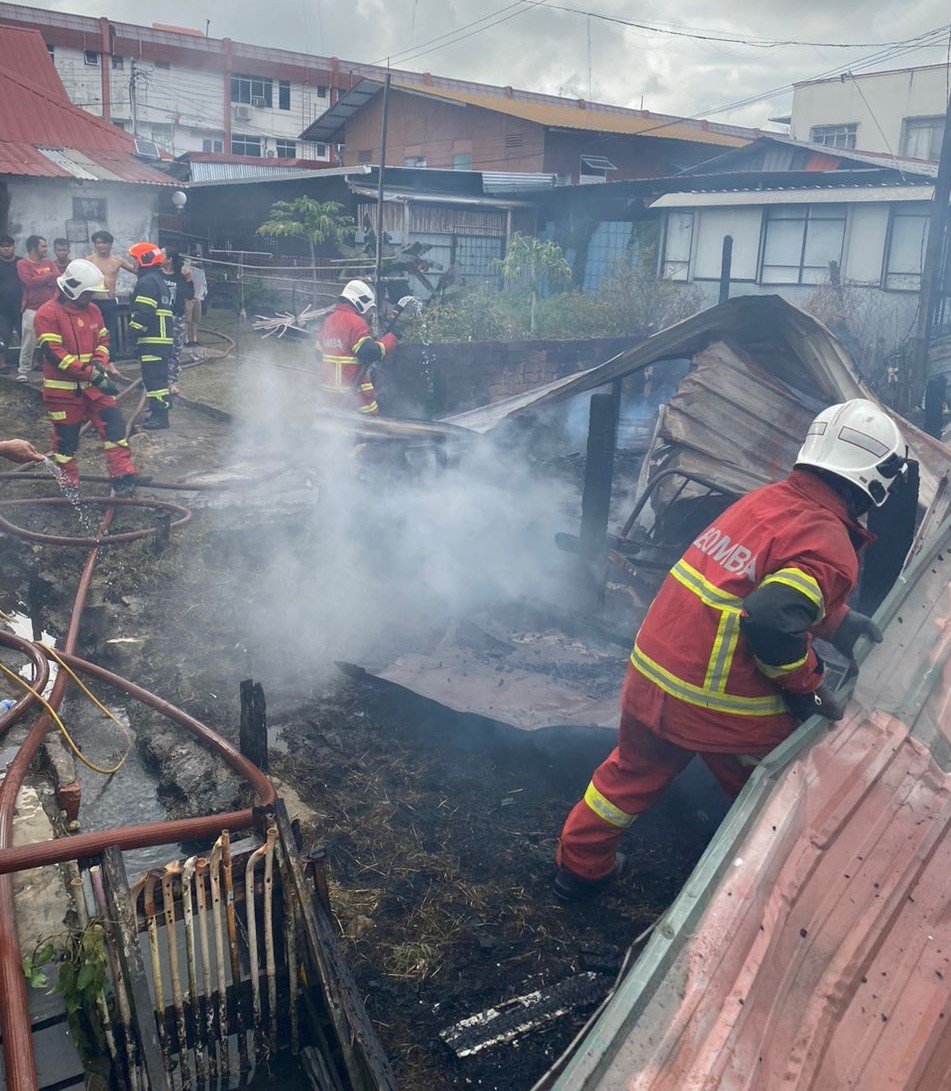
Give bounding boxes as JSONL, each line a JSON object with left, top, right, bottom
{"left": 777, "top": 62, "right": 949, "bottom": 159}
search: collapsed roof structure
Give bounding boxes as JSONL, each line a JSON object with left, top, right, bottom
{"left": 344, "top": 294, "right": 951, "bottom": 1087}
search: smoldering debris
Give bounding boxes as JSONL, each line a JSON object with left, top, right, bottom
{"left": 439, "top": 972, "right": 611, "bottom": 1058}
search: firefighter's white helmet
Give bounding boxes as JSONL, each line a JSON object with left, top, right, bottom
{"left": 796, "top": 398, "right": 908, "bottom": 507}
{"left": 340, "top": 279, "right": 375, "bottom": 315}
{"left": 57, "top": 259, "right": 106, "bottom": 301}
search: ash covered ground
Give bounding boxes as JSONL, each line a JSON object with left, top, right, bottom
{"left": 0, "top": 337, "right": 727, "bottom": 1089}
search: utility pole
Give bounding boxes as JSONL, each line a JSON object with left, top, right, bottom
{"left": 373, "top": 69, "right": 392, "bottom": 322}
{"left": 910, "top": 85, "right": 951, "bottom": 415}
{"left": 129, "top": 59, "right": 139, "bottom": 136}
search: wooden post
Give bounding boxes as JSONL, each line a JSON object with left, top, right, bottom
{"left": 910, "top": 86, "right": 951, "bottom": 409}
{"left": 578, "top": 393, "right": 617, "bottom": 611}
{"left": 100, "top": 846, "right": 169, "bottom": 1091}
{"left": 150, "top": 511, "right": 172, "bottom": 556}
{"left": 373, "top": 71, "right": 392, "bottom": 319}
{"left": 239, "top": 679, "right": 268, "bottom": 772}
{"left": 718, "top": 235, "right": 733, "bottom": 304}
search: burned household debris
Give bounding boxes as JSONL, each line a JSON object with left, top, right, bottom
{"left": 1, "top": 285, "right": 950, "bottom": 1091}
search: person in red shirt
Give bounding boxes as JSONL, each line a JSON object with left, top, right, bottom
{"left": 34, "top": 259, "right": 139, "bottom": 496}
{"left": 317, "top": 279, "right": 401, "bottom": 416}
{"left": 16, "top": 236, "right": 59, "bottom": 382}
{"left": 554, "top": 399, "right": 909, "bottom": 901}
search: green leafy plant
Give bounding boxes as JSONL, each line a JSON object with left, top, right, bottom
{"left": 256, "top": 197, "right": 355, "bottom": 266}
{"left": 56, "top": 922, "right": 108, "bottom": 1017}
{"left": 493, "top": 233, "right": 572, "bottom": 332}
{"left": 22, "top": 941, "right": 55, "bottom": 990}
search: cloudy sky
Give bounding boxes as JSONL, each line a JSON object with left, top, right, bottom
{"left": 52, "top": 0, "right": 951, "bottom": 127}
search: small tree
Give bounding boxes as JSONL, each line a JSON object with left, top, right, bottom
{"left": 256, "top": 197, "right": 355, "bottom": 268}
{"left": 494, "top": 233, "right": 572, "bottom": 333}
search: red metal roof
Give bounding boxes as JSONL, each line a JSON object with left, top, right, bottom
{"left": 0, "top": 27, "right": 175, "bottom": 185}
{"left": 0, "top": 22, "right": 67, "bottom": 97}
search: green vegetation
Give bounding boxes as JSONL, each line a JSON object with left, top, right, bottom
{"left": 402, "top": 246, "right": 703, "bottom": 343}
{"left": 256, "top": 197, "right": 355, "bottom": 266}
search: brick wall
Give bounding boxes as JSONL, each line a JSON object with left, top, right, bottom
{"left": 387, "top": 334, "right": 645, "bottom": 418}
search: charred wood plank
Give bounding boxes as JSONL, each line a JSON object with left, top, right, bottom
{"left": 100, "top": 845, "right": 169, "bottom": 1091}
{"left": 239, "top": 679, "right": 268, "bottom": 773}
{"left": 439, "top": 972, "right": 610, "bottom": 1058}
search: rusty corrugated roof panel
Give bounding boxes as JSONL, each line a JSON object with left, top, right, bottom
{"left": 391, "top": 83, "right": 751, "bottom": 147}
{"left": 0, "top": 23, "right": 67, "bottom": 97}
{"left": 547, "top": 509, "right": 951, "bottom": 1091}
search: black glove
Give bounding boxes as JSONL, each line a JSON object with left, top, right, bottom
{"left": 90, "top": 366, "right": 119, "bottom": 396}
{"left": 388, "top": 322, "right": 404, "bottom": 340}
{"left": 832, "top": 610, "right": 883, "bottom": 658}
{"left": 783, "top": 681, "right": 846, "bottom": 723}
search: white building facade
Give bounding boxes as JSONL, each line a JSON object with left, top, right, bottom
{"left": 787, "top": 64, "right": 949, "bottom": 160}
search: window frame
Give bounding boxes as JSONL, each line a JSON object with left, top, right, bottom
{"left": 758, "top": 203, "right": 847, "bottom": 286}
{"left": 900, "top": 115, "right": 945, "bottom": 160}
{"left": 276, "top": 139, "right": 297, "bottom": 159}
{"left": 231, "top": 133, "right": 263, "bottom": 157}
{"left": 230, "top": 74, "right": 273, "bottom": 108}
{"left": 83, "top": 50, "right": 100, "bottom": 66}
{"left": 882, "top": 203, "right": 930, "bottom": 292}
{"left": 661, "top": 210, "right": 694, "bottom": 281}
{"left": 809, "top": 123, "right": 858, "bottom": 149}
{"left": 278, "top": 80, "right": 291, "bottom": 110}
{"left": 452, "top": 152, "right": 473, "bottom": 171}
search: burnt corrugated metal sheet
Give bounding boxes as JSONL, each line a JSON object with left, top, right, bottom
{"left": 548, "top": 508, "right": 951, "bottom": 1090}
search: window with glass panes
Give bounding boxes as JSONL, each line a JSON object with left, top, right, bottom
{"left": 583, "top": 221, "right": 633, "bottom": 290}
{"left": 230, "top": 74, "right": 272, "bottom": 107}
{"left": 662, "top": 211, "right": 693, "bottom": 280}
{"left": 231, "top": 134, "right": 262, "bottom": 156}
{"left": 810, "top": 124, "right": 857, "bottom": 149}
{"left": 760, "top": 204, "right": 845, "bottom": 285}
{"left": 276, "top": 140, "right": 296, "bottom": 158}
{"left": 883, "top": 205, "right": 929, "bottom": 290}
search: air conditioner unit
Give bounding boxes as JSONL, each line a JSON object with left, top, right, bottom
{"left": 233, "top": 104, "right": 252, "bottom": 121}
{"left": 251, "top": 96, "right": 266, "bottom": 108}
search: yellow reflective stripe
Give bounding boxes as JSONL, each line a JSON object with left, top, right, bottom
{"left": 47, "top": 410, "right": 67, "bottom": 421}
{"left": 320, "top": 382, "right": 347, "bottom": 392}
{"left": 359, "top": 401, "right": 379, "bottom": 414}
{"left": 759, "top": 567, "right": 825, "bottom": 618}
{"left": 670, "top": 559, "right": 744, "bottom": 611}
{"left": 43, "top": 378, "right": 86, "bottom": 390}
{"left": 583, "top": 781, "right": 637, "bottom": 829}
{"left": 322, "top": 354, "right": 356, "bottom": 364}
{"left": 77, "top": 353, "right": 93, "bottom": 362}
{"left": 138, "top": 337, "right": 173, "bottom": 344}
{"left": 57, "top": 355, "right": 79, "bottom": 370}
{"left": 52, "top": 452, "right": 73, "bottom": 464}
{"left": 352, "top": 335, "right": 371, "bottom": 353}
{"left": 37, "top": 333, "right": 63, "bottom": 345}
{"left": 128, "top": 321, "right": 146, "bottom": 331}
{"left": 103, "top": 439, "right": 129, "bottom": 450}
{"left": 705, "top": 610, "right": 741, "bottom": 692}
{"left": 146, "top": 388, "right": 170, "bottom": 399}
{"left": 630, "top": 643, "right": 787, "bottom": 717}
{"left": 755, "top": 652, "right": 809, "bottom": 679}
{"left": 134, "top": 295, "right": 157, "bottom": 306}
{"left": 359, "top": 382, "right": 375, "bottom": 392}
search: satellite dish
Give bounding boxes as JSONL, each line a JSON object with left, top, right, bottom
{"left": 133, "top": 138, "right": 161, "bottom": 160}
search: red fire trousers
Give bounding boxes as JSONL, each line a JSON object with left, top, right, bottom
{"left": 556, "top": 708, "right": 768, "bottom": 882}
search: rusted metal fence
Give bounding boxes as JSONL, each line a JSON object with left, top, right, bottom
{"left": 64, "top": 806, "right": 395, "bottom": 1091}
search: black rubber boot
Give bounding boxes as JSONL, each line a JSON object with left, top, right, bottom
{"left": 141, "top": 407, "right": 169, "bottom": 430}
{"left": 553, "top": 852, "right": 626, "bottom": 903}
{"left": 110, "top": 474, "right": 137, "bottom": 497}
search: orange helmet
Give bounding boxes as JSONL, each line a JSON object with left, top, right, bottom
{"left": 129, "top": 241, "right": 164, "bottom": 268}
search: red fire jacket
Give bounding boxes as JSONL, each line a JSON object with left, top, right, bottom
{"left": 34, "top": 296, "right": 112, "bottom": 402}
{"left": 318, "top": 304, "right": 397, "bottom": 414}
{"left": 624, "top": 468, "right": 873, "bottom": 754}
{"left": 16, "top": 258, "right": 59, "bottom": 312}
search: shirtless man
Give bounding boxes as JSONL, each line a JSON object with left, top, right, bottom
{"left": 86, "top": 230, "right": 136, "bottom": 357}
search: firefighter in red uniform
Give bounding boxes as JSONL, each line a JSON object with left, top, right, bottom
{"left": 34, "top": 259, "right": 139, "bottom": 496}
{"left": 554, "top": 399, "right": 909, "bottom": 900}
{"left": 318, "top": 279, "right": 402, "bottom": 415}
